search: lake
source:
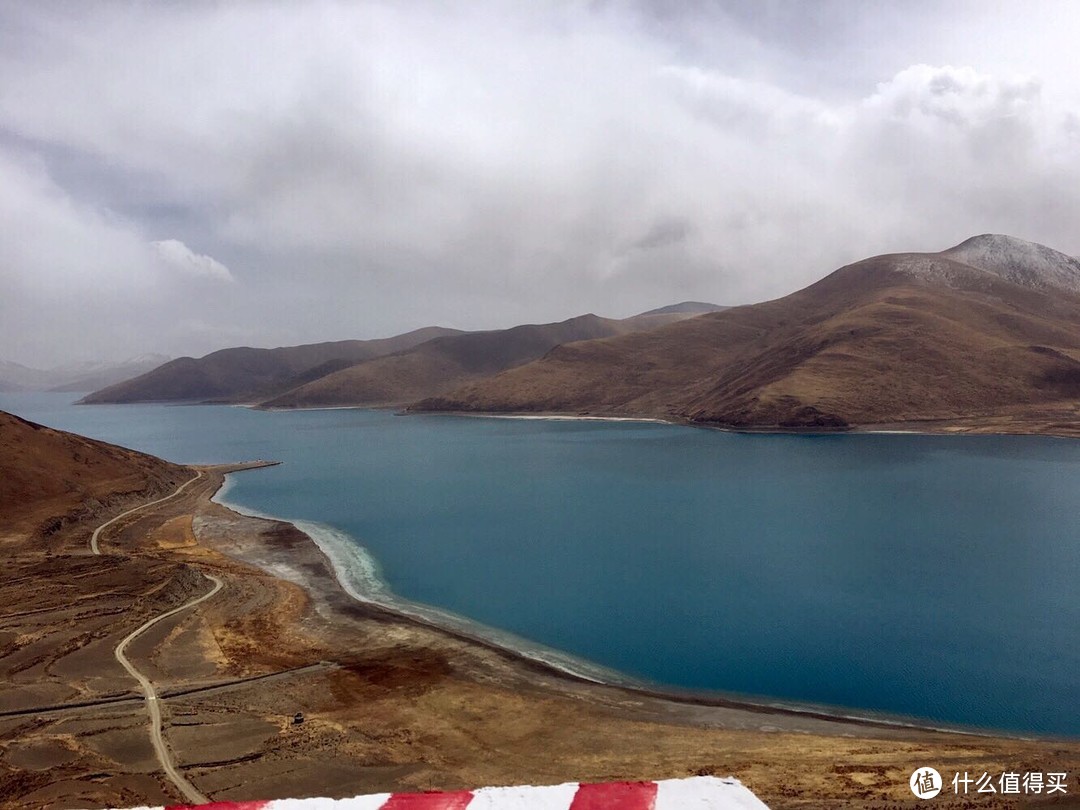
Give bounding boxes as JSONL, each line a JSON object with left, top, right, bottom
{"left": 4, "top": 392, "right": 1079, "bottom": 736}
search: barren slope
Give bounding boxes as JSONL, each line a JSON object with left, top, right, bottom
{"left": 260, "top": 312, "right": 698, "bottom": 409}
{"left": 415, "top": 236, "right": 1080, "bottom": 430}
{"left": 0, "top": 410, "right": 190, "bottom": 540}
{"left": 81, "top": 327, "right": 462, "bottom": 404}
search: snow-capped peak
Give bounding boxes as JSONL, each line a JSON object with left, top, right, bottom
{"left": 941, "top": 234, "right": 1080, "bottom": 295}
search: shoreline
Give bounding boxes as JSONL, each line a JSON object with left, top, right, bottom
{"left": 210, "top": 474, "right": 633, "bottom": 688}
{"left": 441, "top": 410, "right": 1080, "bottom": 440}
{"left": 10, "top": 402, "right": 1080, "bottom": 807}
{"left": 280, "top": 400, "right": 1080, "bottom": 441}
{"left": 77, "top": 390, "right": 1080, "bottom": 440}
{"left": 9, "top": 457, "right": 1080, "bottom": 807}
{"left": 207, "top": 466, "right": 1060, "bottom": 744}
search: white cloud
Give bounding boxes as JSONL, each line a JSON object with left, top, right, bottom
{"left": 3, "top": 4, "right": 1080, "bottom": 365}
{"left": 661, "top": 65, "right": 844, "bottom": 132}
{"left": 152, "top": 239, "right": 234, "bottom": 283}
{"left": 0, "top": 150, "right": 153, "bottom": 297}
{"left": 0, "top": 151, "right": 245, "bottom": 366}
{"left": 864, "top": 64, "right": 1042, "bottom": 128}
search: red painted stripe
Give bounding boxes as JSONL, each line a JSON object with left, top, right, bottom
{"left": 165, "top": 803, "right": 269, "bottom": 810}
{"left": 568, "top": 781, "right": 658, "bottom": 810}
{"left": 380, "top": 790, "right": 475, "bottom": 810}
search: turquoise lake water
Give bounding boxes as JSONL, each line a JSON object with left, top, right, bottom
{"left": 4, "top": 392, "right": 1079, "bottom": 736}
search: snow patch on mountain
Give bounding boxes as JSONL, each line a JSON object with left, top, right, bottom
{"left": 942, "top": 234, "right": 1080, "bottom": 294}
{"left": 887, "top": 254, "right": 992, "bottom": 290}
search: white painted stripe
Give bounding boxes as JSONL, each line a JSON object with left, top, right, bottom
{"left": 268, "top": 796, "right": 392, "bottom": 810}
{"left": 114, "top": 775, "right": 769, "bottom": 809}
{"left": 655, "top": 776, "right": 769, "bottom": 809}
{"left": 468, "top": 781, "right": 580, "bottom": 809}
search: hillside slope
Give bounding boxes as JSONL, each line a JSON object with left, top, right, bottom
{"left": 414, "top": 236, "right": 1080, "bottom": 430}
{"left": 259, "top": 311, "right": 703, "bottom": 409}
{"left": 81, "top": 327, "right": 461, "bottom": 404}
{"left": 0, "top": 410, "right": 190, "bottom": 538}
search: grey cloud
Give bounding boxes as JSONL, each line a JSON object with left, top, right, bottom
{"left": 1, "top": 3, "right": 1080, "bottom": 366}
{"left": 626, "top": 218, "right": 693, "bottom": 254}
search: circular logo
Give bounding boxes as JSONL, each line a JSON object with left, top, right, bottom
{"left": 910, "top": 767, "right": 942, "bottom": 799}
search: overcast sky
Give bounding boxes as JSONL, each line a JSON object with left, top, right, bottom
{"left": 3, "top": 1, "right": 1080, "bottom": 366}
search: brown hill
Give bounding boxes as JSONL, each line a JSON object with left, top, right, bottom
{"left": 636, "top": 301, "right": 729, "bottom": 316}
{"left": 413, "top": 235, "right": 1080, "bottom": 430}
{"left": 0, "top": 410, "right": 190, "bottom": 539}
{"left": 259, "top": 311, "right": 701, "bottom": 409}
{"left": 80, "top": 327, "right": 461, "bottom": 404}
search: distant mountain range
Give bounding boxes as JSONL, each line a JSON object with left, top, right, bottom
{"left": 81, "top": 307, "right": 717, "bottom": 408}
{"left": 414, "top": 234, "right": 1080, "bottom": 432}
{"left": 0, "top": 354, "right": 171, "bottom": 394}
{"left": 259, "top": 309, "right": 712, "bottom": 409}
{"left": 78, "top": 234, "right": 1080, "bottom": 434}
{"left": 79, "top": 327, "right": 460, "bottom": 404}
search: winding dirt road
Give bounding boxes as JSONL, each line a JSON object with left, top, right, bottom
{"left": 114, "top": 571, "right": 222, "bottom": 805}
{"left": 90, "top": 468, "right": 204, "bottom": 555}
{"left": 91, "top": 467, "right": 220, "bottom": 804}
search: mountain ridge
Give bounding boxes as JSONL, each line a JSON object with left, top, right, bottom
{"left": 941, "top": 233, "right": 1080, "bottom": 294}
{"left": 258, "top": 309, "right": 714, "bottom": 409}
{"left": 412, "top": 235, "right": 1080, "bottom": 432}
{"left": 80, "top": 327, "right": 462, "bottom": 404}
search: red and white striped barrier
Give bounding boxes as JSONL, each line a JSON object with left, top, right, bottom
{"left": 132, "top": 776, "right": 767, "bottom": 809}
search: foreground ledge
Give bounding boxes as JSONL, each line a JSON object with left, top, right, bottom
{"left": 127, "top": 776, "right": 768, "bottom": 809}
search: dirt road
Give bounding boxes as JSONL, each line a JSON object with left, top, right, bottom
{"left": 90, "top": 467, "right": 220, "bottom": 804}
{"left": 91, "top": 469, "right": 204, "bottom": 555}
{"left": 113, "top": 571, "right": 222, "bottom": 804}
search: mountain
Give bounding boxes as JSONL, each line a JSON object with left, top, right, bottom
{"left": 258, "top": 309, "right": 711, "bottom": 409}
{"left": 80, "top": 327, "right": 461, "bottom": 404}
{"left": 47, "top": 354, "right": 172, "bottom": 392}
{"left": 413, "top": 235, "right": 1080, "bottom": 432}
{"left": 636, "top": 301, "right": 729, "bottom": 317}
{"left": 0, "top": 360, "right": 52, "bottom": 392}
{"left": 0, "top": 355, "right": 171, "bottom": 393}
{"left": 943, "top": 233, "right": 1080, "bottom": 294}
{"left": 0, "top": 410, "right": 189, "bottom": 537}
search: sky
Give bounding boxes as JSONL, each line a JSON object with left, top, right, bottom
{"left": 3, "top": 1, "right": 1080, "bottom": 367}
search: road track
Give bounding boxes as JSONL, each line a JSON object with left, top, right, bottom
{"left": 90, "top": 467, "right": 219, "bottom": 804}
{"left": 114, "top": 571, "right": 223, "bottom": 805}
{"left": 0, "top": 662, "right": 338, "bottom": 719}
{"left": 90, "top": 468, "right": 204, "bottom": 555}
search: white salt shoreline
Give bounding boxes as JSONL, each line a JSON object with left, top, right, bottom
{"left": 211, "top": 474, "right": 630, "bottom": 687}
{"left": 209, "top": 469, "right": 1028, "bottom": 742}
